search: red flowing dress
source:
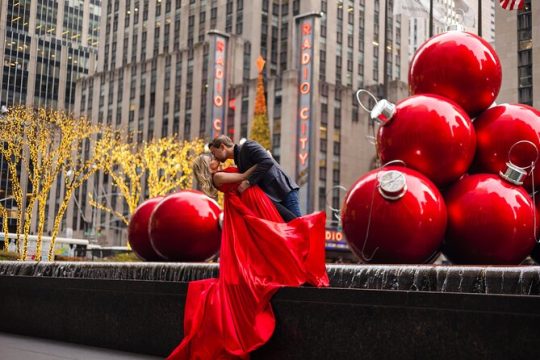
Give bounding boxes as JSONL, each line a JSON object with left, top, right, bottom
{"left": 167, "top": 167, "right": 329, "bottom": 359}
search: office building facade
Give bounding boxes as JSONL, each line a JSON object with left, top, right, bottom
{"left": 495, "top": 0, "right": 538, "bottom": 106}
{"left": 71, "top": 0, "right": 410, "bottom": 243}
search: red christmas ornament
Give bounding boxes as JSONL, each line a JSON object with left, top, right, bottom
{"left": 443, "top": 172, "right": 535, "bottom": 265}
{"left": 473, "top": 104, "right": 540, "bottom": 191}
{"left": 149, "top": 190, "right": 221, "bottom": 261}
{"left": 128, "top": 197, "right": 166, "bottom": 261}
{"left": 341, "top": 166, "right": 447, "bottom": 264}
{"left": 529, "top": 198, "right": 540, "bottom": 264}
{"left": 409, "top": 30, "right": 502, "bottom": 118}
{"left": 374, "top": 94, "right": 476, "bottom": 187}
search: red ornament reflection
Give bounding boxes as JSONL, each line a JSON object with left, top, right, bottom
{"left": 473, "top": 104, "right": 540, "bottom": 192}
{"left": 377, "top": 94, "right": 476, "bottom": 187}
{"left": 149, "top": 190, "right": 222, "bottom": 262}
{"left": 443, "top": 174, "right": 535, "bottom": 264}
{"left": 409, "top": 31, "right": 501, "bottom": 118}
{"left": 341, "top": 166, "right": 446, "bottom": 264}
{"left": 128, "top": 197, "right": 166, "bottom": 261}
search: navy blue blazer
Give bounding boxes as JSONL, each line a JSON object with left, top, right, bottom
{"left": 234, "top": 140, "right": 299, "bottom": 203}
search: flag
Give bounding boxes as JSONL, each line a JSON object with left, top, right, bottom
{"left": 499, "top": 0, "right": 525, "bottom": 10}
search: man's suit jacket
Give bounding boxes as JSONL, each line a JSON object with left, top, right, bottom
{"left": 234, "top": 140, "right": 299, "bottom": 202}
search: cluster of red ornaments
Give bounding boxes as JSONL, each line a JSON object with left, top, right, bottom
{"left": 343, "top": 30, "right": 540, "bottom": 265}
{"left": 128, "top": 190, "right": 222, "bottom": 262}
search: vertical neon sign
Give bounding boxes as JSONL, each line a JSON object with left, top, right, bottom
{"left": 207, "top": 31, "right": 229, "bottom": 139}
{"left": 296, "top": 16, "right": 315, "bottom": 212}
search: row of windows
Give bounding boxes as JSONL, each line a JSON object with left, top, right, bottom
{"left": 104, "top": 1, "right": 245, "bottom": 70}
{"left": 517, "top": 0, "right": 533, "bottom": 105}
{"left": 6, "top": 1, "right": 97, "bottom": 47}
{"left": 320, "top": 0, "right": 400, "bottom": 86}
{"left": 2, "top": 30, "right": 93, "bottom": 108}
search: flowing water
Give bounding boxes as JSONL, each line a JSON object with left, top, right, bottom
{"left": 1, "top": 261, "right": 540, "bottom": 295}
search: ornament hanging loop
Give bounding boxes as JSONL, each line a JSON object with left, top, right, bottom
{"left": 355, "top": 89, "right": 378, "bottom": 113}
{"left": 501, "top": 140, "right": 539, "bottom": 185}
{"left": 356, "top": 89, "right": 379, "bottom": 146}
{"left": 326, "top": 185, "right": 348, "bottom": 223}
{"left": 381, "top": 159, "right": 406, "bottom": 168}
{"left": 507, "top": 140, "right": 539, "bottom": 172}
{"left": 502, "top": 140, "right": 539, "bottom": 242}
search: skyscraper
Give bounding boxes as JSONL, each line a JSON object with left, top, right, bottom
{"left": 0, "top": 0, "right": 100, "bottom": 109}
{"left": 0, "top": 0, "right": 101, "bottom": 235}
{"left": 71, "top": 0, "right": 410, "bottom": 243}
{"left": 495, "top": 0, "right": 538, "bottom": 106}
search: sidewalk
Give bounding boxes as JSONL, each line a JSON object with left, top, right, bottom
{"left": 0, "top": 332, "right": 162, "bottom": 360}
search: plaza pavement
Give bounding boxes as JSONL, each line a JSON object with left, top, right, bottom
{"left": 0, "top": 332, "right": 162, "bottom": 359}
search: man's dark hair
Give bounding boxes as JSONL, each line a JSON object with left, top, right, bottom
{"left": 209, "top": 135, "right": 234, "bottom": 149}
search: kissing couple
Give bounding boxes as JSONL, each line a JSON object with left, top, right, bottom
{"left": 167, "top": 135, "right": 329, "bottom": 359}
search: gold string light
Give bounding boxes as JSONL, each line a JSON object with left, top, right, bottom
{"left": 0, "top": 106, "right": 115, "bottom": 261}
{"left": 89, "top": 136, "right": 205, "bottom": 225}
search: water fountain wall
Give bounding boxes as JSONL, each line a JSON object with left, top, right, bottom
{"left": 1, "top": 262, "right": 540, "bottom": 358}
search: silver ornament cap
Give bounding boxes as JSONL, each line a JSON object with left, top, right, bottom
{"left": 499, "top": 162, "right": 527, "bottom": 186}
{"left": 371, "top": 99, "right": 396, "bottom": 125}
{"left": 378, "top": 170, "right": 407, "bottom": 200}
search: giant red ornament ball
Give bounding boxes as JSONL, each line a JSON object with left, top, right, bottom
{"left": 128, "top": 197, "right": 165, "bottom": 261}
{"left": 376, "top": 94, "right": 476, "bottom": 187}
{"left": 443, "top": 174, "right": 535, "bottom": 265}
{"left": 149, "top": 190, "right": 222, "bottom": 261}
{"left": 341, "top": 166, "right": 447, "bottom": 264}
{"left": 409, "top": 31, "right": 502, "bottom": 118}
{"left": 529, "top": 197, "right": 540, "bottom": 264}
{"left": 473, "top": 104, "right": 540, "bottom": 191}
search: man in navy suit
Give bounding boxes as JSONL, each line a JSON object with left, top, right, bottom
{"left": 209, "top": 135, "right": 301, "bottom": 222}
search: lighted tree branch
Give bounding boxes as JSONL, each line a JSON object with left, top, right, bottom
{"left": 47, "top": 129, "right": 115, "bottom": 261}
{"left": 0, "top": 106, "right": 114, "bottom": 261}
{"left": 90, "top": 136, "right": 205, "bottom": 226}
{"left": 0, "top": 203, "right": 8, "bottom": 253}
{"left": 0, "top": 107, "right": 32, "bottom": 257}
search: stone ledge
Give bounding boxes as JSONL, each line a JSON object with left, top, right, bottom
{"left": 1, "top": 275, "right": 540, "bottom": 359}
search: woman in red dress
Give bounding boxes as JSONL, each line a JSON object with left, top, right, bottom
{"left": 167, "top": 154, "right": 329, "bottom": 359}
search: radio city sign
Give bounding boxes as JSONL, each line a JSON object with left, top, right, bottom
{"left": 208, "top": 31, "right": 229, "bottom": 139}
{"left": 325, "top": 229, "right": 349, "bottom": 250}
{"left": 296, "top": 17, "right": 315, "bottom": 187}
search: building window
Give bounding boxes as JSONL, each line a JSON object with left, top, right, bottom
{"left": 321, "top": 103, "right": 328, "bottom": 125}
{"left": 334, "top": 108, "right": 341, "bottom": 129}
{"left": 319, "top": 186, "right": 327, "bottom": 211}
{"left": 517, "top": 0, "right": 533, "bottom": 105}
{"left": 319, "top": 167, "right": 327, "bottom": 181}
{"left": 320, "top": 138, "right": 327, "bottom": 152}
{"left": 333, "top": 141, "right": 341, "bottom": 156}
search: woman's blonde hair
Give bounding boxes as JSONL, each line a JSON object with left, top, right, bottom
{"left": 192, "top": 153, "right": 218, "bottom": 198}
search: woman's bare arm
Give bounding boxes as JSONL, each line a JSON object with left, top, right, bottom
{"left": 213, "top": 165, "right": 257, "bottom": 187}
